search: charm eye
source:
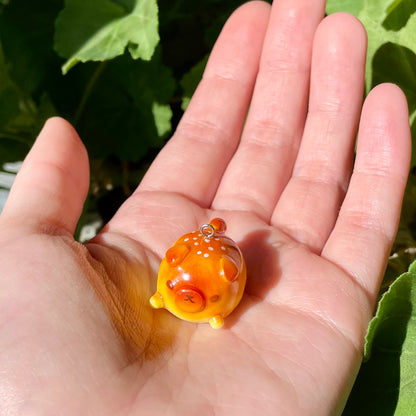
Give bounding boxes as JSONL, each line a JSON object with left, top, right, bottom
{"left": 166, "top": 243, "right": 190, "bottom": 265}
{"left": 220, "top": 257, "right": 239, "bottom": 282}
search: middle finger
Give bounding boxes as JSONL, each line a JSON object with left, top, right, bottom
{"left": 212, "top": 0, "right": 326, "bottom": 219}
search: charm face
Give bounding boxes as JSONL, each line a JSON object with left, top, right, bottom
{"left": 149, "top": 218, "right": 246, "bottom": 329}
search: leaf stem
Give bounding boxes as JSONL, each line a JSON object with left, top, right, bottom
{"left": 0, "top": 131, "right": 31, "bottom": 144}
{"left": 1, "top": 40, "right": 37, "bottom": 111}
{"left": 74, "top": 61, "right": 107, "bottom": 126}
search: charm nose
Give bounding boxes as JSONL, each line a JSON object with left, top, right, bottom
{"left": 175, "top": 287, "right": 206, "bottom": 313}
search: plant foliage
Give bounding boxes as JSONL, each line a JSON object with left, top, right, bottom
{"left": 326, "top": 0, "right": 416, "bottom": 414}
{"left": 343, "top": 260, "right": 416, "bottom": 415}
{"left": 0, "top": 0, "right": 245, "bottom": 221}
{"left": 55, "top": 0, "right": 160, "bottom": 74}
{"left": 327, "top": 0, "right": 416, "bottom": 164}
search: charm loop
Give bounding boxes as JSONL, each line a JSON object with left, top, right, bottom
{"left": 200, "top": 223, "right": 215, "bottom": 238}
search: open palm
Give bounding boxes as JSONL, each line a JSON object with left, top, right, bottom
{"left": 0, "top": 1, "right": 411, "bottom": 415}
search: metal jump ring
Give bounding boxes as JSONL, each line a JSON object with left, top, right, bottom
{"left": 200, "top": 223, "right": 215, "bottom": 238}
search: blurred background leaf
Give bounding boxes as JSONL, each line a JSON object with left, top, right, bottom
{"left": 326, "top": 1, "right": 416, "bottom": 414}
{"left": 54, "top": 0, "right": 160, "bottom": 74}
{"left": 180, "top": 54, "right": 208, "bottom": 111}
{"left": 326, "top": 0, "right": 363, "bottom": 15}
{"left": 343, "top": 261, "right": 416, "bottom": 415}
{"left": 0, "top": 0, "right": 250, "bottom": 224}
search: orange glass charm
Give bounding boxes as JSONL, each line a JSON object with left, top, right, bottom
{"left": 149, "top": 218, "right": 246, "bottom": 329}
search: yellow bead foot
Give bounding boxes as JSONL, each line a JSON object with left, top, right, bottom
{"left": 209, "top": 315, "right": 224, "bottom": 329}
{"left": 149, "top": 292, "right": 165, "bottom": 309}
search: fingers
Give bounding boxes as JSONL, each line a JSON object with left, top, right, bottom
{"left": 1, "top": 117, "right": 90, "bottom": 235}
{"left": 271, "top": 13, "right": 367, "bottom": 252}
{"left": 322, "top": 83, "right": 411, "bottom": 300}
{"left": 212, "top": 0, "right": 326, "bottom": 218}
{"left": 137, "top": 1, "right": 271, "bottom": 207}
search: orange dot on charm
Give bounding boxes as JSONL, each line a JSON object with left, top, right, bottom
{"left": 149, "top": 218, "right": 246, "bottom": 329}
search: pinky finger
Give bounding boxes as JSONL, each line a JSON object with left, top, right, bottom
{"left": 322, "top": 83, "right": 411, "bottom": 302}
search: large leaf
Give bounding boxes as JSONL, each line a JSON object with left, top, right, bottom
{"left": 361, "top": 1, "right": 416, "bottom": 89}
{"left": 343, "top": 261, "right": 416, "bottom": 415}
{"left": 0, "top": 0, "right": 62, "bottom": 95}
{"left": 0, "top": 0, "right": 61, "bottom": 165}
{"left": 382, "top": 0, "right": 416, "bottom": 30}
{"left": 326, "top": 0, "right": 416, "bottom": 89}
{"left": 77, "top": 51, "right": 175, "bottom": 162}
{"left": 0, "top": 40, "right": 36, "bottom": 165}
{"left": 326, "top": 0, "right": 416, "bottom": 168}
{"left": 180, "top": 55, "right": 208, "bottom": 111}
{"left": 384, "top": 171, "right": 416, "bottom": 289}
{"left": 372, "top": 43, "right": 416, "bottom": 113}
{"left": 54, "top": 0, "right": 159, "bottom": 74}
{"left": 326, "top": 0, "right": 363, "bottom": 15}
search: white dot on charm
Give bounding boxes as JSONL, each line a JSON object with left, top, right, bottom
{"left": 204, "top": 253, "right": 209, "bottom": 258}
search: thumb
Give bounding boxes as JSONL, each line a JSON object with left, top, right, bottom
{"left": 1, "top": 117, "right": 90, "bottom": 235}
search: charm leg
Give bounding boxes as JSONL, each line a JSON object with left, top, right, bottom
{"left": 149, "top": 292, "right": 165, "bottom": 309}
{"left": 209, "top": 315, "right": 224, "bottom": 329}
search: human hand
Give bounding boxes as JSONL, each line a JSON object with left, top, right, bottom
{"left": 0, "top": 1, "right": 411, "bottom": 415}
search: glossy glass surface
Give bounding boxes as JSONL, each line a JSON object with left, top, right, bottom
{"left": 149, "top": 218, "right": 246, "bottom": 329}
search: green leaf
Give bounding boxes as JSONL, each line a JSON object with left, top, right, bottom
{"left": 152, "top": 102, "right": 173, "bottom": 138}
{"left": 77, "top": 51, "right": 175, "bottom": 162}
{"left": 327, "top": 0, "right": 416, "bottom": 91}
{"left": 180, "top": 55, "right": 208, "bottom": 111}
{"left": 384, "top": 171, "right": 416, "bottom": 290}
{"left": 326, "top": 0, "right": 416, "bottom": 167}
{"left": 0, "top": 41, "right": 37, "bottom": 164}
{"left": 0, "top": 0, "right": 62, "bottom": 95}
{"left": 364, "top": 261, "right": 416, "bottom": 359}
{"left": 382, "top": 0, "right": 416, "bottom": 30}
{"left": 0, "top": 88, "right": 20, "bottom": 127}
{"left": 54, "top": 0, "right": 159, "bottom": 74}
{"left": 362, "top": 3, "right": 416, "bottom": 89}
{"left": 326, "top": 0, "right": 364, "bottom": 15}
{"left": 372, "top": 43, "right": 416, "bottom": 113}
{"left": 0, "top": 0, "right": 62, "bottom": 165}
{"left": 343, "top": 261, "right": 416, "bottom": 415}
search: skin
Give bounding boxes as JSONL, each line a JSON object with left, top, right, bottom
{"left": 0, "top": 1, "right": 411, "bottom": 415}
